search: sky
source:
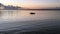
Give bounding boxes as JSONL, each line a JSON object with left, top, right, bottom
{"left": 0, "top": 0, "right": 60, "bottom": 9}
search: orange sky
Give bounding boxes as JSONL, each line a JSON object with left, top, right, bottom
{"left": 20, "top": 3, "right": 60, "bottom": 9}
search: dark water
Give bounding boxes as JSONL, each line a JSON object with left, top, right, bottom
{"left": 0, "top": 10, "right": 60, "bottom": 34}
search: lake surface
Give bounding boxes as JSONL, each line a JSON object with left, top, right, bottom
{"left": 0, "top": 10, "right": 60, "bottom": 34}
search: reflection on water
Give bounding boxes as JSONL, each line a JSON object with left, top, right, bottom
{"left": 0, "top": 10, "right": 60, "bottom": 22}
{"left": 0, "top": 10, "right": 60, "bottom": 34}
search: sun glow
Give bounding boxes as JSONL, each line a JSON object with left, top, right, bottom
{"left": 0, "top": 0, "right": 60, "bottom": 9}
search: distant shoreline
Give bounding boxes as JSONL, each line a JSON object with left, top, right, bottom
{"left": 21, "top": 9, "right": 60, "bottom": 10}
{"left": 0, "top": 9, "right": 60, "bottom": 10}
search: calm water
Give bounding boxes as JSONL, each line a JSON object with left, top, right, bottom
{"left": 0, "top": 10, "right": 60, "bottom": 34}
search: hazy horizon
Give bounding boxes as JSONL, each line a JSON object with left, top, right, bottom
{"left": 0, "top": 0, "right": 60, "bottom": 9}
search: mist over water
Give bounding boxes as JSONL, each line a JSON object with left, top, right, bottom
{"left": 0, "top": 10, "right": 60, "bottom": 34}
{"left": 0, "top": 10, "right": 60, "bottom": 21}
